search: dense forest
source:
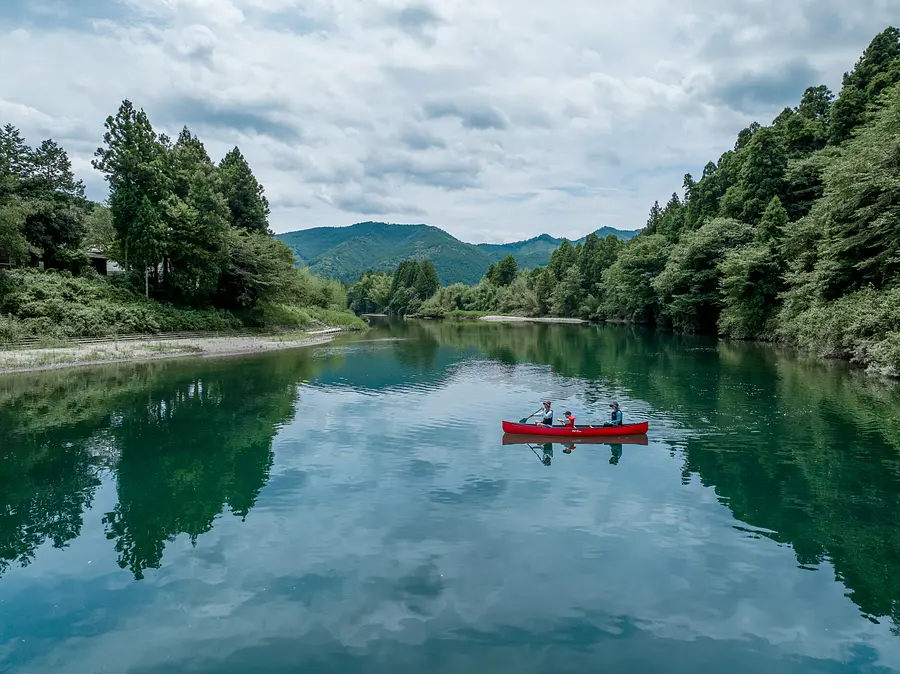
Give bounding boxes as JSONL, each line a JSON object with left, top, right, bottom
{"left": 348, "top": 27, "right": 900, "bottom": 376}
{"left": 0, "top": 101, "right": 361, "bottom": 341}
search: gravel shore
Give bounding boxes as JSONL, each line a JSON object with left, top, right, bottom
{"left": 477, "top": 315, "right": 587, "bottom": 324}
{"left": 0, "top": 329, "right": 344, "bottom": 375}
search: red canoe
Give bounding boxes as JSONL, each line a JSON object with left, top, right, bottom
{"left": 500, "top": 420, "right": 649, "bottom": 437}
{"left": 502, "top": 433, "right": 648, "bottom": 446}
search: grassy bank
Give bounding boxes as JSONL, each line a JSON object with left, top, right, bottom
{"left": 0, "top": 269, "right": 364, "bottom": 344}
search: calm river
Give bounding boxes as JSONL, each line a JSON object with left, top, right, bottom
{"left": 2, "top": 321, "right": 900, "bottom": 673}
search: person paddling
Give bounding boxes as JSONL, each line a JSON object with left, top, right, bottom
{"left": 537, "top": 400, "right": 553, "bottom": 426}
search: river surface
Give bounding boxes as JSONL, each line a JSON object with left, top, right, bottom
{"left": 2, "top": 320, "right": 900, "bottom": 673}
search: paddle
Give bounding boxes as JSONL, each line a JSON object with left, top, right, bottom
{"left": 519, "top": 407, "right": 543, "bottom": 423}
{"left": 529, "top": 445, "right": 552, "bottom": 466}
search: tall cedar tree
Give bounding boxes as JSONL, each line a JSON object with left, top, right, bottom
{"left": 219, "top": 147, "right": 271, "bottom": 233}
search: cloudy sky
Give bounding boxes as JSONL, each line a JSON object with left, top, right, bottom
{"left": 0, "top": 1, "right": 896, "bottom": 242}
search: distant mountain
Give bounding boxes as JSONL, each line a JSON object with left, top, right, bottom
{"left": 476, "top": 227, "right": 638, "bottom": 269}
{"left": 276, "top": 222, "right": 640, "bottom": 285}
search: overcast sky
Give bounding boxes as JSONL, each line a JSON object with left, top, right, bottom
{"left": 0, "top": 1, "right": 896, "bottom": 243}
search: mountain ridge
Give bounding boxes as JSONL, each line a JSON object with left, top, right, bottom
{"left": 276, "top": 221, "right": 640, "bottom": 284}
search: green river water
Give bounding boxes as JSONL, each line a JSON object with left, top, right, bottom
{"left": 2, "top": 320, "right": 900, "bottom": 673}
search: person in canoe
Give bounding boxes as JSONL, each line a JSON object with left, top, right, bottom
{"left": 535, "top": 400, "right": 554, "bottom": 426}
{"left": 603, "top": 402, "right": 623, "bottom": 427}
{"left": 558, "top": 411, "right": 576, "bottom": 428}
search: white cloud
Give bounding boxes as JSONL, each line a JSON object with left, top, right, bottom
{"left": 0, "top": 0, "right": 895, "bottom": 242}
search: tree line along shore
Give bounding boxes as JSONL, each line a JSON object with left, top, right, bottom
{"left": 346, "top": 27, "right": 900, "bottom": 378}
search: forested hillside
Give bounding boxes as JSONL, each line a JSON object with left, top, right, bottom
{"left": 0, "top": 101, "right": 362, "bottom": 340}
{"left": 348, "top": 27, "right": 900, "bottom": 376}
{"left": 277, "top": 222, "right": 638, "bottom": 284}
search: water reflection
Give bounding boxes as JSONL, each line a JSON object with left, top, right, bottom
{"left": 2, "top": 319, "right": 900, "bottom": 674}
{"left": 0, "top": 350, "right": 342, "bottom": 580}
{"left": 502, "top": 434, "right": 648, "bottom": 467}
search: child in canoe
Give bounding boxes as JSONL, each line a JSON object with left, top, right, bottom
{"left": 558, "top": 411, "right": 576, "bottom": 428}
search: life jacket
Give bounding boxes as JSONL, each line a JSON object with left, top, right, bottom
{"left": 564, "top": 414, "right": 576, "bottom": 428}
{"left": 610, "top": 409, "right": 622, "bottom": 424}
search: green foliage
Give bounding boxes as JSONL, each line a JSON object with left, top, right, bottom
{"left": 219, "top": 147, "right": 270, "bottom": 233}
{"left": 29, "top": 139, "right": 86, "bottom": 199}
{"left": 718, "top": 242, "right": 783, "bottom": 339}
{"left": 778, "top": 285, "right": 900, "bottom": 376}
{"left": 0, "top": 123, "right": 91, "bottom": 272}
{"left": 414, "top": 259, "right": 440, "bottom": 298}
{"left": 294, "top": 267, "right": 347, "bottom": 310}
{"left": 829, "top": 27, "right": 900, "bottom": 144}
{"left": 755, "top": 195, "right": 789, "bottom": 244}
{"left": 601, "top": 234, "right": 669, "bottom": 323}
{"left": 805, "top": 84, "right": 900, "bottom": 299}
{"left": 736, "top": 127, "right": 788, "bottom": 224}
{"left": 547, "top": 239, "right": 577, "bottom": 280}
{"left": 488, "top": 253, "right": 518, "bottom": 286}
{"left": 216, "top": 233, "right": 298, "bottom": 309}
{"left": 241, "top": 302, "right": 365, "bottom": 330}
{"left": 0, "top": 200, "right": 30, "bottom": 264}
{"left": 162, "top": 131, "right": 233, "bottom": 303}
{"left": 525, "top": 267, "right": 550, "bottom": 315}
{"left": 782, "top": 148, "right": 839, "bottom": 220}
{"left": 578, "top": 232, "right": 623, "bottom": 292}
{"left": 347, "top": 271, "right": 392, "bottom": 314}
{"left": 550, "top": 266, "right": 583, "bottom": 317}
{"left": 496, "top": 275, "right": 540, "bottom": 315}
{"left": 0, "top": 106, "right": 362, "bottom": 335}
{"left": 416, "top": 282, "right": 472, "bottom": 317}
{"left": 657, "top": 193, "right": 685, "bottom": 239}
{"left": 360, "top": 230, "right": 628, "bottom": 321}
{"left": 653, "top": 218, "right": 754, "bottom": 332}
{"left": 376, "top": 258, "right": 443, "bottom": 315}
{"left": 0, "top": 124, "right": 32, "bottom": 177}
{"left": 0, "top": 269, "right": 241, "bottom": 339}
{"left": 83, "top": 204, "right": 115, "bottom": 254}
{"left": 0, "top": 268, "right": 361, "bottom": 341}
{"left": 93, "top": 100, "right": 170, "bottom": 273}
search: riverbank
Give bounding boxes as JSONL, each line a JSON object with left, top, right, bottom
{"left": 477, "top": 315, "right": 587, "bottom": 324}
{"left": 408, "top": 310, "right": 588, "bottom": 324}
{"left": 0, "top": 328, "right": 346, "bottom": 374}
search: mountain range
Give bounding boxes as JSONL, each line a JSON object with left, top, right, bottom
{"left": 276, "top": 222, "right": 640, "bottom": 285}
